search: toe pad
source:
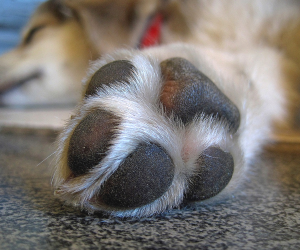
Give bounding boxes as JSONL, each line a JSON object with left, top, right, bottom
{"left": 160, "top": 58, "right": 240, "bottom": 132}
{"left": 98, "top": 143, "right": 175, "bottom": 209}
{"left": 67, "top": 109, "right": 120, "bottom": 176}
{"left": 85, "top": 60, "right": 135, "bottom": 97}
{"left": 185, "top": 147, "right": 234, "bottom": 201}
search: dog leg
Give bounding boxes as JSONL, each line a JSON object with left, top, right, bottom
{"left": 53, "top": 46, "right": 272, "bottom": 217}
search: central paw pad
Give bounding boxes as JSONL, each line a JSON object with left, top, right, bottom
{"left": 55, "top": 56, "right": 240, "bottom": 216}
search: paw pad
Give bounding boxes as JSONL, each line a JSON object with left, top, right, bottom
{"left": 160, "top": 57, "right": 240, "bottom": 132}
{"left": 184, "top": 147, "right": 234, "bottom": 201}
{"left": 98, "top": 143, "right": 174, "bottom": 209}
{"left": 85, "top": 60, "right": 135, "bottom": 96}
{"left": 68, "top": 109, "right": 120, "bottom": 176}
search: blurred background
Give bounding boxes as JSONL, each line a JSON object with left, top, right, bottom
{"left": 0, "top": 0, "right": 71, "bottom": 132}
{"left": 0, "top": 0, "right": 44, "bottom": 55}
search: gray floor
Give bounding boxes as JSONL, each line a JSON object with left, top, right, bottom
{"left": 0, "top": 131, "right": 299, "bottom": 250}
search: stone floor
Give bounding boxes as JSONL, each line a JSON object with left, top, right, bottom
{"left": 0, "top": 130, "right": 299, "bottom": 250}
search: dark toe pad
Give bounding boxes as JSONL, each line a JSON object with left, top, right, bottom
{"left": 85, "top": 60, "right": 135, "bottom": 97}
{"left": 184, "top": 147, "right": 234, "bottom": 202}
{"left": 67, "top": 109, "right": 120, "bottom": 176}
{"left": 160, "top": 57, "right": 240, "bottom": 132}
{"left": 98, "top": 143, "right": 175, "bottom": 209}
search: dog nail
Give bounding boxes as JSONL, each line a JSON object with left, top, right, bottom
{"left": 67, "top": 109, "right": 120, "bottom": 176}
{"left": 98, "top": 143, "right": 174, "bottom": 209}
{"left": 160, "top": 57, "right": 240, "bottom": 132}
{"left": 85, "top": 60, "right": 135, "bottom": 96}
{"left": 184, "top": 146, "right": 234, "bottom": 201}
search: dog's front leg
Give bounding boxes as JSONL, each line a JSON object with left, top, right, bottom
{"left": 53, "top": 44, "right": 278, "bottom": 217}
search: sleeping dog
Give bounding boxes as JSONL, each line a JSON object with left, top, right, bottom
{"left": 1, "top": 0, "right": 300, "bottom": 217}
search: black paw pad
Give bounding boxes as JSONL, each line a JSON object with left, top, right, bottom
{"left": 184, "top": 147, "right": 234, "bottom": 202}
{"left": 67, "top": 109, "right": 120, "bottom": 176}
{"left": 160, "top": 57, "right": 240, "bottom": 132}
{"left": 98, "top": 143, "right": 175, "bottom": 209}
{"left": 85, "top": 60, "right": 135, "bottom": 97}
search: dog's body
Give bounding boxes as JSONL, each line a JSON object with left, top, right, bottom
{"left": 1, "top": 0, "right": 300, "bottom": 216}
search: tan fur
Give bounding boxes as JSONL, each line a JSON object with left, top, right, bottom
{"left": 0, "top": 1, "right": 92, "bottom": 105}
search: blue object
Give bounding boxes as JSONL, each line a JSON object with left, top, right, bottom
{"left": 0, "top": 0, "right": 45, "bottom": 55}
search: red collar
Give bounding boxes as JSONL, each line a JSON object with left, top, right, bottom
{"left": 138, "top": 13, "right": 163, "bottom": 49}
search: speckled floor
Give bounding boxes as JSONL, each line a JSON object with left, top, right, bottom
{"left": 0, "top": 131, "right": 299, "bottom": 250}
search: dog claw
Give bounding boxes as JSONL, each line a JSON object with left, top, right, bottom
{"left": 160, "top": 57, "right": 240, "bottom": 132}
{"left": 98, "top": 143, "right": 175, "bottom": 209}
{"left": 67, "top": 109, "right": 120, "bottom": 176}
{"left": 184, "top": 147, "right": 234, "bottom": 202}
{"left": 85, "top": 60, "right": 135, "bottom": 96}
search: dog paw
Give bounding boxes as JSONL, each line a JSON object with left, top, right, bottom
{"left": 54, "top": 53, "right": 242, "bottom": 217}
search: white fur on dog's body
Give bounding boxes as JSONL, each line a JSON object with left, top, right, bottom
{"left": 1, "top": 0, "right": 300, "bottom": 216}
